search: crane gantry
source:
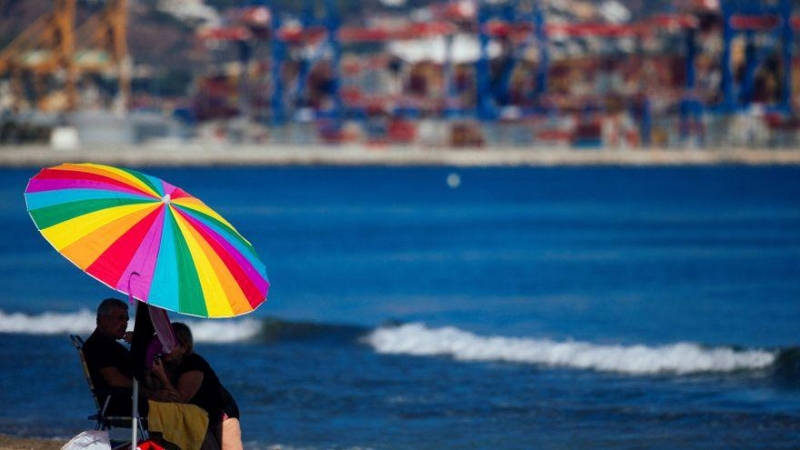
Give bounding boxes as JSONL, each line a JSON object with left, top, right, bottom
{"left": 0, "top": 0, "right": 129, "bottom": 113}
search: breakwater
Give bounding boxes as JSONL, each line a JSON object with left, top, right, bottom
{"left": 3, "top": 143, "right": 800, "bottom": 167}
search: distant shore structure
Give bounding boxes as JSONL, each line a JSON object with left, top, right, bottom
{"left": 2, "top": 1, "right": 800, "bottom": 151}
{"left": 2, "top": 143, "right": 800, "bottom": 168}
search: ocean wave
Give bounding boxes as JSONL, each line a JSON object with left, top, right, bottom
{"left": 183, "top": 317, "right": 262, "bottom": 343}
{"left": 363, "top": 323, "right": 778, "bottom": 375}
{"left": 0, "top": 309, "right": 261, "bottom": 344}
{"left": 0, "top": 310, "right": 784, "bottom": 375}
{"left": 0, "top": 309, "right": 97, "bottom": 335}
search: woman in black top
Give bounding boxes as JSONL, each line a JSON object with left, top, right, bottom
{"left": 150, "top": 322, "right": 243, "bottom": 450}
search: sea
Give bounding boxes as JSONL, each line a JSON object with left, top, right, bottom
{"left": 1, "top": 164, "right": 799, "bottom": 450}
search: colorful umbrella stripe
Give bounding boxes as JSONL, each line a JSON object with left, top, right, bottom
{"left": 24, "top": 163, "right": 269, "bottom": 318}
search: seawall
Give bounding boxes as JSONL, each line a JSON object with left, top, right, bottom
{"left": 2, "top": 143, "right": 800, "bottom": 167}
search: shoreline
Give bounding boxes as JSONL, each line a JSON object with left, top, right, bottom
{"left": 2, "top": 143, "right": 800, "bottom": 167}
{"left": 0, "top": 434, "right": 66, "bottom": 450}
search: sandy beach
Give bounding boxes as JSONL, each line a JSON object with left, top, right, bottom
{"left": 0, "top": 435, "right": 66, "bottom": 450}
{"left": 2, "top": 143, "right": 800, "bottom": 167}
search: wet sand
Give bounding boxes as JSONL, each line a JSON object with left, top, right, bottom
{"left": 0, "top": 434, "right": 66, "bottom": 450}
{"left": 1, "top": 143, "right": 800, "bottom": 167}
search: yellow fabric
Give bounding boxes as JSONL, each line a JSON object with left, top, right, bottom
{"left": 148, "top": 400, "right": 209, "bottom": 450}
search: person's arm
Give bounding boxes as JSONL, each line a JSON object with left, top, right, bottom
{"left": 149, "top": 358, "right": 197, "bottom": 402}
{"left": 98, "top": 367, "right": 133, "bottom": 389}
{"left": 175, "top": 370, "right": 204, "bottom": 403}
{"left": 140, "top": 370, "right": 181, "bottom": 402}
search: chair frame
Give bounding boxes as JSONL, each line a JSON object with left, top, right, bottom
{"left": 69, "top": 334, "right": 148, "bottom": 440}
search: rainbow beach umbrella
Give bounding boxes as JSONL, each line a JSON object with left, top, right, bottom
{"left": 23, "top": 162, "right": 269, "bottom": 318}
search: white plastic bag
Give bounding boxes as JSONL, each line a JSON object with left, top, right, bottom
{"left": 60, "top": 430, "right": 111, "bottom": 450}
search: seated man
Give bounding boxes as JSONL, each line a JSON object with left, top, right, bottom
{"left": 82, "top": 297, "right": 137, "bottom": 416}
{"left": 83, "top": 298, "right": 180, "bottom": 416}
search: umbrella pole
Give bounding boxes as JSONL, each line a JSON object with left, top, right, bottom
{"left": 131, "top": 296, "right": 140, "bottom": 449}
{"left": 132, "top": 378, "right": 139, "bottom": 448}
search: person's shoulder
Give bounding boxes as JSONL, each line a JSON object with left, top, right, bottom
{"left": 84, "top": 331, "right": 126, "bottom": 353}
{"left": 84, "top": 329, "right": 100, "bottom": 341}
{"left": 184, "top": 353, "right": 213, "bottom": 371}
{"left": 188, "top": 352, "right": 210, "bottom": 366}
{"left": 83, "top": 330, "right": 104, "bottom": 350}
{"left": 82, "top": 331, "right": 110, "bottom": 364}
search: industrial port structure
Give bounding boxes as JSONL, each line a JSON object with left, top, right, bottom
{"left": 1, "top": 0, "right": 800, "bottom": 149}
{"left": 0, "top": 0, "right": 129, "bottom": 113}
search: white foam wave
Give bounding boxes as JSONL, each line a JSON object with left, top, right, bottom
{"left": 0, "top": 310, "right": 261, "bottom": 343}
{"left": 363, "top": 323, "right": 777, "bottom": 375}
{"left": 0, "top": 309, "right": 97, "bottom": 335}
{"left": 181, "top": 318, "right": 262, "bottom": 343}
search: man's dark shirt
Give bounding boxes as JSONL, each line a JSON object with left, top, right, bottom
{"left": 82, "top": 329, "right": 133, "bottom": 415}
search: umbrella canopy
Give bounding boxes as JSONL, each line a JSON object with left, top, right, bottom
{"left": 24, "top": 162, "right": 269, "bottom": 318}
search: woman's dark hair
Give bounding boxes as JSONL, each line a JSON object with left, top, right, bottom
{"left": 172, "top": 322, "right": 194, "bottom": 355}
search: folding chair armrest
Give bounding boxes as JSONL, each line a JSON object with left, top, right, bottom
{"left": 94, "top": 387, "right": 134, "bottom": 396}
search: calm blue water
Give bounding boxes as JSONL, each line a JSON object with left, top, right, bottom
{"left": 1, "top": 165, "right": 800, "bottom": 449}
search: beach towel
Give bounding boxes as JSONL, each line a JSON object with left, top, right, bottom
{"left": 148, "top": 400, "right": 209, "bottom": 450}
{"left": 136, "top": 440, "right": 166, "bottom": 450}
{"left": 60, "top": 430, "right": 111, "bottom": 450}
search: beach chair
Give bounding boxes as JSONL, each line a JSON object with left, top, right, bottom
{"left": 69, "top": 334, "right": 148, "bottom": 441}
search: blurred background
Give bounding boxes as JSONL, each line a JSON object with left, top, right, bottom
{"left": 3, "top": 3, "right": 800, "bottom": 448}
{"left": 2, "top": 0, "right": 800, "bottom": 151}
